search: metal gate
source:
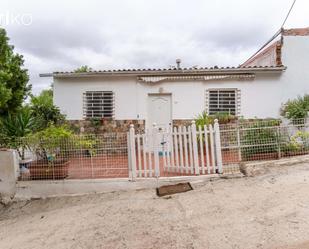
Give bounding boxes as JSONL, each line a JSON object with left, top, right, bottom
{"left": 127, "top": 120, "right": 223, "bottom": 179}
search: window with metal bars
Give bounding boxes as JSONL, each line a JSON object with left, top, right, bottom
{"left": 83, "top": 91, "right": 114, "bottom": 119}
{"left": 207, "top": 89, "right": 238, "bottom": 115}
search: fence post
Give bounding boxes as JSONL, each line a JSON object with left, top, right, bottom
{"left": 191, "top": 121, "right": 200, "bottom": 175}
{"left": 236, "top": 125, "right": 242, "bottom": 162}
{"left": 306, "top": 112, "right": 309, "bottom": 132}
{"left": 153, "top": 123, "right": 160, "bottom": 178}
{"left": 277, "top": 126, "right": 281, "bottom": 159}
{"left": 214, "top": 119, "right": 223, "bottom": 174}
{"left": 128, "top": 124, "right": 137, "bottom": 181}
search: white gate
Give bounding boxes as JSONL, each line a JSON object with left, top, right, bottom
{"left": 127, "top": 120, "right": 223, "bottom": 179}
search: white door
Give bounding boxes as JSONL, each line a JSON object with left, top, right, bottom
{"left": 147, "top": 94, "right": 172, "bottom": 131}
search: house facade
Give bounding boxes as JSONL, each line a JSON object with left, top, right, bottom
{"left": 43, "top": 28, "right": 309, "bottom": 132}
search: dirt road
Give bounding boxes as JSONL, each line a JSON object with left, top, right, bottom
{"left": 1, "top": 163, "right": 309, "bottom": 249}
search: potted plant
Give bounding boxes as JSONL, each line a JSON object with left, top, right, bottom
{"left": 28, "top": 125, "right": 73, "bottom": 180}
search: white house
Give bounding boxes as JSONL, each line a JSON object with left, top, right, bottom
{"left": 41, "top": 28, "right": 309, "bottom": 131}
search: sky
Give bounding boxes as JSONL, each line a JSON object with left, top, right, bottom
{"left": 0, "top": 0, "right": 308, "bottom": 95}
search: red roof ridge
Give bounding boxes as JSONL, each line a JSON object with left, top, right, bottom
{"left": 282, "top": 27, "right": 309, "bottom": 36}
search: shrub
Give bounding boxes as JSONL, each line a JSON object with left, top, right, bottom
{"left": 0, "top": 108, "right": 39, "bottom": 159}
{"left": 194, "top": 111, "right": 212, "bottom": 127}
{"left": 29, "top": 125, "right": 73, "bottom": 161}
{"left": 283, "top": 130, "right": 309, "bottom": 153}
{"left": 29, "top": 125, "right": 98, "bottom": 161}
{"left": 73, "top": 134, "right": 98, "bottom": 156}
{"left": 30, "top": 89, "right": 65, "bottom": 129}
{"left": 194, "top": 111, "right": 236, "bottom": 127}
{"left": 281, "top": 94, "right": 309, "bottom": 120}
{"left": 241, "top": 120, "right": 283, "bottom": 159}
{"left": 0, "top": 107, "right": 37, "bottom": 138}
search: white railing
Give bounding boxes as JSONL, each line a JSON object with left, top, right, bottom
{"left": 128, "top": 120, "right": 223, "bottom": 179}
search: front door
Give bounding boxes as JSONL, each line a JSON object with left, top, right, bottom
{"left": 147, "top": 94, "right": 172, "bottom": 131}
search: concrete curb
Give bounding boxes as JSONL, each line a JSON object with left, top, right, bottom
{"left": 15, "top": 174, "right": 229, "bottom": 200}
{"left": 240, "top": 155, "right": 309, "bottom": 177}
{"left": 14, "top": 155, "right": 309, "bottom": 201}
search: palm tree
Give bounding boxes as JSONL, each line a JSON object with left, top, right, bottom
{"left": 0, "top": 108, "right": 37, "bottom": 159}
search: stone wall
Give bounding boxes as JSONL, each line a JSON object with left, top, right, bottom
{"left": 68, "top": 119, "right": 195, "bottom": 134}
{"left": 172, "top": 119, "right": 193, "bottom": 127}
{"left": 68, "top": 119, "right": 146, "bottom": 134}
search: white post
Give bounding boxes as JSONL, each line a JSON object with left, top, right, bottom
{"left": 129, "top": 124, "right": 137, "bottom": 180}
{"left": 214, "top": 119, "right": 223, "bottom": 174}
{"left": 0, "top": 149, "right": 18, "bottom": 204}
{"left": 153, "top": 123, "right": 160, "bottom": 178}
{"left": 191, "top": 121, "right": 200, "bottom": 175}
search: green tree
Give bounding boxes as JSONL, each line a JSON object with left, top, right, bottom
{"left": 30, "top": 87, "right": 65, "bottom": 129}
{"left": 74, "top": 65, "right": 92, "bottom": 73}
{"left": 0, "top": 28, "right": 31, "bottom": 115}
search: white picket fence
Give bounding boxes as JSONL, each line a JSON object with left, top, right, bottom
{"left": 127, "top": 120, "right": 223, "bottom": 179}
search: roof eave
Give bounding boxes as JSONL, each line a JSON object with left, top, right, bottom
{"left": 40, "top": 66, "right": 286, "bottom": 78}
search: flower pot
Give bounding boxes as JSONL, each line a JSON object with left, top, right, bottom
{"left": 29, "top": 159, "right": 69, "bottom": 180}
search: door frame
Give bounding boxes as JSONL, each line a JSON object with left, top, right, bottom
{"left": 146, "top": 93, "right": 173, "bottom": 131}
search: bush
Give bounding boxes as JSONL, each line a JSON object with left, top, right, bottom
{"left": 30, "top": 89, "right": 65, "bottom": 129}
{"left": 0, "top": 107, "right": 37, "bottom": 138}
{"left": 0, "top": 108, "right": 39, "bottom": 159}
{"left": 195, "top": 111, "right": 236, "bottom": 127}
{"left": 29, "top": 125, "right": 73, "bottom": 161}
{"left": 281, "top": 94, "right": 309, "bottom": 120}
{"left": 283, "top": 130, "right": 309, "bottom": 153}
{"left": 241, "top": 120, "right": 283, "bottom": 159}
{"left": 195, "top": 111, "right": 213, "bottom": 127}
{"left": 29, "top": 125, "right": 98, "bottom": 161}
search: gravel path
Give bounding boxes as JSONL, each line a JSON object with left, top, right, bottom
{"left": 1, "top": 163, "right": 309, "bottom": 249}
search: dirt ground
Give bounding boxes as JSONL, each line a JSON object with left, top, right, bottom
{"left": 2, "top": 163, "right": 309, "bottom": 249}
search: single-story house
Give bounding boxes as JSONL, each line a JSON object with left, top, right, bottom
{"left": 41, "top": 28, "right": 309, "bottom": 132}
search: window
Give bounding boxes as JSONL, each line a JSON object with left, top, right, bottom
{"left": 206, "top": 89, "right": 240, "bottom": 116}
{"left": 83, "top": 91, "right": 114, "bottom": 119}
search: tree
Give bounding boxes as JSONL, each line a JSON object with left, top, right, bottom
{"left": 74, "top": 65, "right": 92, "bottom": 73}
{"left": 30, "top": 87, "right": 65, "bottom": 129}
{"left": 0, "top": 28, "right": 31, "bottom": 115}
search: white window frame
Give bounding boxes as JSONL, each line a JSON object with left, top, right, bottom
{"left": 83, "top": 91, "right": 114, "bottom": 119}
{"left": 205, "top": 88, "right": 241, "bottom": 116}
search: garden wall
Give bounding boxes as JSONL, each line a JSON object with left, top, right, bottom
{"left": 68, "top": 119, "right": 195, "bottom": 134}
{"left": 68, "top": 119, "right": 145, "bottom": 133}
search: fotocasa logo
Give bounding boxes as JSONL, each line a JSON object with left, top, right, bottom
{"left": 0, "top": 11, "right": 32, "bottom": 26}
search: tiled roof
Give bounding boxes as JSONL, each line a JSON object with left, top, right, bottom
{"left": 40, "top": 65, "right": 285, "bottom": 78}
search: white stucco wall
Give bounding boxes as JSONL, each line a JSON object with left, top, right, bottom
{"left": 53, "top": 34, "right": 309, "bottom": 121}
{"left": 53, "top": 77, "right": 138, "bottom": 120}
